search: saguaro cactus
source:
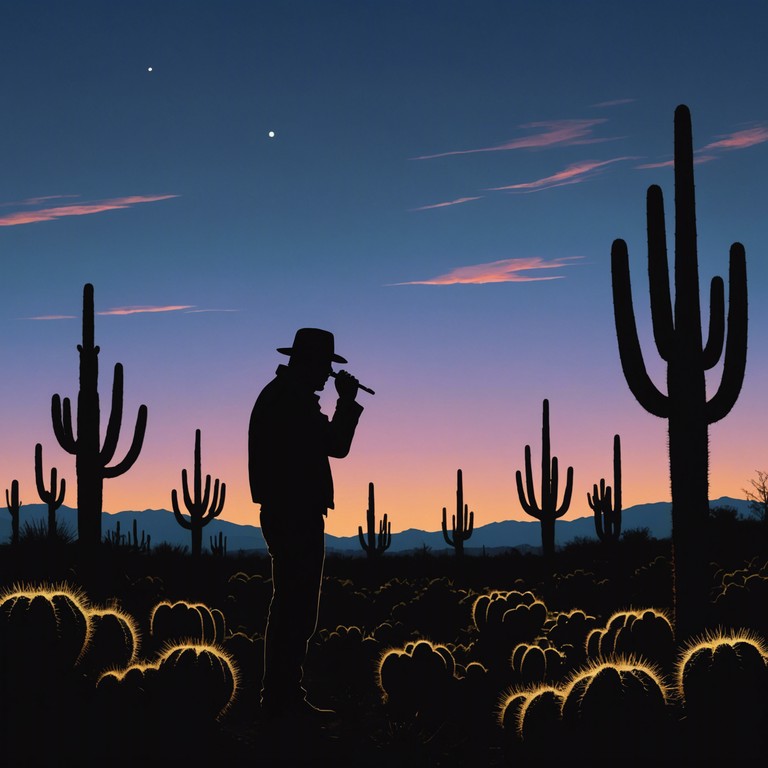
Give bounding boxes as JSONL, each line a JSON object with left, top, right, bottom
{"left": 358, "top": 481, "right": 391, "bottom": 557}
{"left": 171, "top": 429, "right": 226, "bottom": 557}
{"left": 5, "top": 480, "right": 22, "bottom": 546}
{"left": 587, "top": 434, "right": 622, "bottom": 544}
{"left": 516, "top": 399, "right": 573, "bottom": 559}
{"left": 51, "top": 283, "right": 148, "bottom": 549}
{"left": 442, "top": 468, "right": 474, "bottom": 558}
{"left": 611, "top": 105, "right": 747, "bottom": 640}
{"left": 34, "top": 443, "right": 66, "bottom": 538}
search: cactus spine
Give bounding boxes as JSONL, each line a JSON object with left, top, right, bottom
{"left": 442, "top": 469, "right": 474, "bottom": 558}
{"left": 5, "top": 480, "right": 21, "bottom": 546}
{"left": 51, "top": 283, "right": 148, "bottom": 549}
{"left": 611, "top": 105, "right": 747, "bottom": 639}
{"left": 587, "top": 434, "right": 622, "bottom": 543}
{"left": 516, "top": 399, "right": 573, "bottom": 559}
{"left": 34, "top": 443, "right": 66, "bottom": 538}
{"left": 171, "top": 429, "right": 226, "bottom": 557}
{"left": 358, "top": 481, "right": 391, "bottom": 557}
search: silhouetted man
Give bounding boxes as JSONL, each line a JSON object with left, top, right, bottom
{"left": 248, "top": 328, "right": 363, "bottom": 719}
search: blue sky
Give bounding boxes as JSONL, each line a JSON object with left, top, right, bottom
{"left": 1, "top": 2, "right": 767, "bottom": 536}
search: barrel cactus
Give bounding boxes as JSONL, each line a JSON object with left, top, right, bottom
{"left": 149, "top": 599, "right": 226, "bottom": 648}
{"left": 560, "top": 658, "right": 669, "bottom": 758}
{"left": 676, "top": 630, "right": 767, "bottom": 759}
{"left": 377, "top": 639, "right": 458, "bottom": 721}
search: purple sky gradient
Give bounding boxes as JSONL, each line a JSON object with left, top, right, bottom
{"left": 1, "top": 2, "right": 767, "bottom": 538}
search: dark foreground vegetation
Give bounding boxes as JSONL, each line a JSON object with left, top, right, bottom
{"left": 0, "top": 514, "right": 765, "bottom": 766}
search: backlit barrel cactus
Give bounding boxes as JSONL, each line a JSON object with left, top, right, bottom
{"left": 78, "top": 605, "right": 141, "bottom": 678}
{"left": 149, "top": 599, "right": 226, "bottom": 649}
{"left": 377, "top": 639, "right": 458, "bottom": 722}
{"left": 560, "top": 659, "right": 669, "bottom": 758}
{"left": 586, "top": 608, "right": 675, "bottom": 670}
{"left": 0, "top": 582, "right": 91, "bottom": 687}
{"left": 676, "top": 630, "right": 768, "bottom": 760}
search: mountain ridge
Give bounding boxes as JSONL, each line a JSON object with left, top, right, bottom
{"left": 0, "top": 497, "right": 754, "bottom": 555}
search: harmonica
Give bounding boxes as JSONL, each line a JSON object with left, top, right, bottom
{"left": 330, "top": 370, "right": 375, "bottom": 395}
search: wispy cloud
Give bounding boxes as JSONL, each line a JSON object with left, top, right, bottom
{"left": 412, "top": 119, "right": 612, "bottom": 160}
{"left": 97, "top": 304, "right": 195, "bottom": 316}
{"left": 0, "top": 194, "right": 179, "bottom": 226}
{"left": 411, "top": 196, "right": 482, "bottom": 212}
{"left": 700, "top": 125, "right": 768, "bottom": 152}
{"left": 390, "top": 256, "right": 583, "bottom": 285}
{"left": 488, "top": 157, "right": 633, "bottom": 193}
{"left": 636, "top": 123, "right": 768, "bottom": 170}
{"left": 0, "top": 194, "right": 80, "bottom": 209}
{"left": 184, "top": 308, "right": 240, "bottom": 314}
{"left": 591, "top": 98, "right": 636, "bottom": 108}
{"left": 26, "top": 305, "right": 238, "bottom": 320}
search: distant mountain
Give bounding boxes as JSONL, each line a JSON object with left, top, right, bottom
{"left": 0, "top": 497, "right": 755, "bottom": 555}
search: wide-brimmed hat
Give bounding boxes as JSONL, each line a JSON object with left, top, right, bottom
{"left": 277, "top": 328, "right": 348, "bottom": 364}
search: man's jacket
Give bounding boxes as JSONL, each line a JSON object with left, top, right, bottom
{"left": 248, "top": 364, "right": 364, "bottom": 513}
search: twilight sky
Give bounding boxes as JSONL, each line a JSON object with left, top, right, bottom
{"left": 2, "top": 1, "right": 767, "bottom": 537}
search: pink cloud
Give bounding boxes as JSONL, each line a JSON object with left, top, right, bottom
{"left": 26, "top": 315, "right": 77, "bottom": 321}
{"left": 412, "top": 119, "right": 611, "bottom": 160}
{"left": 98, "top": 305, "right": 195, "bottom": 316}
{"left": 0, "top": 194, "right": 80, "bottom": 209}
{"left": 488, "top": 157, "right": 633, "bottom": 192}
{"left": 411, "top": 196, "right": 482, "bottom": 211}
{"left": 390, "top": 256, "right": 583, "bottom": 285}
{"left": 0, "top": 194, "right": 179, "bottom": 226}
{"left": 591, "top": 98, "right": 636, "bottom": 108}
{"left": 701, "top": 125, "right": 768, "bottom": 151}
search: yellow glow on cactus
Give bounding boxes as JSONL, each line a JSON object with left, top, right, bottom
{"left": 86, "top": 606, "right": 142, "bottom": 665}
{"left": 0, "top": 581, "right": 94, "bottom": 660}
{"left": 675, "top": 628, "right": 768, "bottom": 691}
{"left": 561, "top": 655, "right": 669, "bottom": 702}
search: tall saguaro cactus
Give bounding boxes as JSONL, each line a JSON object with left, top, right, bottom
{"left": 35, "top": 443, "right": 66, "bottom": 538}
{"left": 587, "top": 434, "right": 622, "bottom": 544}
{"left": 358, "top": 481, "right": 391, "bottom": 557}
{"left": 51, "top": 283, "right": 148, "bottom": 549}
{"left": 171, "top": 429, "right": 226, "bottom": 557}
{"left": 516, "top": 399, "right": 574, "bottom": 559}
{"left": 442, "top": 468, "right": 474, "bottom": 558}
{"left": 611, "top": 105, "right": 747, "bottom": 640}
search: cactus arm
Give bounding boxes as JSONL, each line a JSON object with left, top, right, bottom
{"left": 200, "top": 480, "right": 225, "bottom": 522}
{"left": 554, "top": 465, "right": 574, "bottom": 518}
{"left": 100, "top": 363, "right": 125, "bottom": 465}
{"left": 171, "top": 489, "right": 192, "bottom": 530}
{"left": 611, "top": 239, "right": 670, "bottom": 418}
{"left": 516, "top": 445, "right": 541, "bottom": 519}
{"left": 706, "top": 243, "right": 748, "bottom": 425}
{"left": 358, "top": 524, "right": 368, "bottom": 551}
{"left": 52, "top": 395, "right": 77, "bottom": 454}
{"left": 180, "top": 468, "right": 195, "bottom": 515}
{"left": 102, "top": 404, "right": 148, "bottom": 479}
{"left": 702, "top": 277, "right": 725, "bottom": 370}
{"left": 441, "top": 506, "right": 454, "bottom": 546}
{"left": 647, "top": 184, "right": 675, "bottom": 362}
{"left": 465, "top": 506, "right": 474, "bottom": 537}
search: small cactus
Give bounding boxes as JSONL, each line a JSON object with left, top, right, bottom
{"left": 441, "top": 468, "right": 474, "bottom": 558}
{"left": 5, "top": 479, "right": 22, "bottom": 546}
{"left": 358, "top": 482, "right": 391, "bottom": 557}
{"left": 171, "top": 429, "right": 226, "bottom": 557}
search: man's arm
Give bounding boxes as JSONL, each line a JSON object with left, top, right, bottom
{"left": 327, "top": 369, "right": 364, "bottom": 458}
